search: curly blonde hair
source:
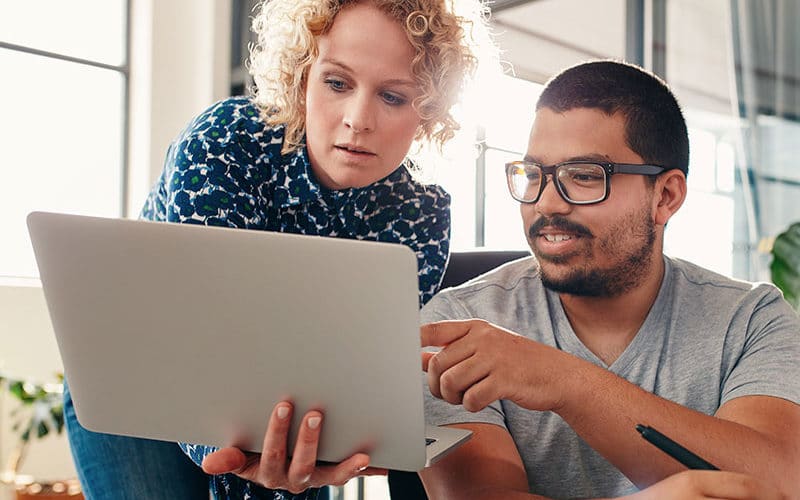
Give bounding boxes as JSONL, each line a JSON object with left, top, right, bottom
{"left": 249, "top": 0, "right": 490, "bottom": 154}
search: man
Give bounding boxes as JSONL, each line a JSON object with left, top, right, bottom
{"left": 419, "top": 60, "right": 800, "bottom": 499}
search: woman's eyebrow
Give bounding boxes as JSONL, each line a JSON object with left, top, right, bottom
{"left": 318, "top": 58, "right": 417, "bottom": 88}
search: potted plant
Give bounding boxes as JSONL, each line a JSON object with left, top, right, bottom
{"left": 0, "top": 372, "right": 82, "bottom": 499}
{"left": 770, "top": 222, "right": 800, "bottom": 311}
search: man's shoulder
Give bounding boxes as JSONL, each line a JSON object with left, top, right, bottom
{"left": 665, "top": 256, "right": 789, "bottom": 320}
{"left": 447, "top": 254, "right": 539, "bottom": 289}
{"left": 429, "top": 255, "right": 542, "bottom": 312}
{"left": 667, "top": 256, "right": 780, "bottom": 299}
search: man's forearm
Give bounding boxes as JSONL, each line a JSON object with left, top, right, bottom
{"left": 555, "top": 359, "right": 800, "bottom": 494}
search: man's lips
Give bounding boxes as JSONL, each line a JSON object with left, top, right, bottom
{"left": 539, "top": 232, "right": 575, "bottom": 243}
{"left": 528, "top": 216, "right": 592, "bottom": 242}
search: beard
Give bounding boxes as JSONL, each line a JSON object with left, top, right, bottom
{"left": 532, "top": 210, "right": 657, "bottom": 298}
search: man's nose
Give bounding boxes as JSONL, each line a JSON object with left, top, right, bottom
{"left": 343, "top": 93, "right": 375, "bottom": 133}
{"left": 535, "top": 174, "right": 571, "bottom": 216}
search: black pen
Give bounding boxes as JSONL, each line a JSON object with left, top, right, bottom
{"left": 635, "top": 424, "right": 719, "bottom": 470}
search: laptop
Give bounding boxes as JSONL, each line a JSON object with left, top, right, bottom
{"left": 27, "top": 211, "right": 471, "bottom": 471}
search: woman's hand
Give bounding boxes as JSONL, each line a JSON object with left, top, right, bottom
{"left": 622, "top": 470, "right": 788, "bottom": 500}
{"left": 201, "top": 401, "right": 387, "bottom": 493}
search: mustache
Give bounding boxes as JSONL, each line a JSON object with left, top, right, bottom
{"left": 528, "top": 216, "right": 593, "bottom": 239}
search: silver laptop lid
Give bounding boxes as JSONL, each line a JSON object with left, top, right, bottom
{"left": 28, "top": 211, "right": 442, "bottom": 471}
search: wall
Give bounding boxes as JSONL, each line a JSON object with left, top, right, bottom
{"left": 0, "top": 0, "right": 231, "bottom": 494}
{"left": 128, "top": 0, "right": 232, "bottom": 215}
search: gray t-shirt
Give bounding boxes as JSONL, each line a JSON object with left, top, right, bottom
{"left": 422, "top": 255, "right": 800, "bottom": 499}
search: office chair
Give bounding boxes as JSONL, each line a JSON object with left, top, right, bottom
{"left": 387, "top": 249, "right": 531, "bottom": 499}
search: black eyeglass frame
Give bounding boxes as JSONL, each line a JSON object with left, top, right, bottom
{"left": 505, "top": 160, "right": 671, "bottom": 205}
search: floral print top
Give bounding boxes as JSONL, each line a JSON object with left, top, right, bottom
{"left": 139, "top": 96, "right": 451, "bottom": 499}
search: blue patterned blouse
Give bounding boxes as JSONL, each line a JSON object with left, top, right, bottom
{"left": 139, "top": 96, "right": 451, "bottom": 499}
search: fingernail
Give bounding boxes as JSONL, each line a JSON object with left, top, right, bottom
{"left": 308, "top": 416, "right": 321, "bottom": 429}
{"left": 358, "top": 465, "right": 368, "bottom": 472}
{"left": 277, "top": 406, "right": 289, "bottom": 419}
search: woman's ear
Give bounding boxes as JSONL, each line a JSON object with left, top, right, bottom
{"left": 653, "top": 169, "right": 687, "bottom": 226}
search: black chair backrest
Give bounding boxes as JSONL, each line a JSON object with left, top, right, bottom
{"left": 388, "top": 249, "right": 531, "bottom": 499}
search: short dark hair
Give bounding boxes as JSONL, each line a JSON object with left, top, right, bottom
{"left": 537, "top": 60, "right": 690, "bottom": 176}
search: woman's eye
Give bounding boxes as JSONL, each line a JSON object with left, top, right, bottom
{"left": 324, "top": 78, "right": 348, "bottom": 92}
{"left": 381, "top": 92, "right": 407, "bottom": 106}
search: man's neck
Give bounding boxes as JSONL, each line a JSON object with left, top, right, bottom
{"left": 558, "top": 256, "right": 666, "bottom": 366}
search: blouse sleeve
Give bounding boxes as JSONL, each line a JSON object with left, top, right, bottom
{"left": 411, "top": 188, "right": 451, "bottom": 306}
{"left": 140, "top": 98, "right": 268, "bottom": 228}
{"left": 365, "top": 180, "right": 452, "bottom": 307}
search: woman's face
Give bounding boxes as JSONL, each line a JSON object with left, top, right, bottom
{"left": 304, "top": 2, "right": 422, "bottom": 190}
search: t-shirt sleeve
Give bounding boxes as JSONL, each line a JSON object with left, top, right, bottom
{"left": 421, "top": 292, "right": 506, "bottom": 428}
{"left": 721, "top": 285, "right": 800, "bottom": 406}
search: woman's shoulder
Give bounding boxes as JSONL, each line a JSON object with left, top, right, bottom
{"left": 182, "top": 96, "right": 285, "bottom": 142}
{"left": 165, "top": 96, "right": 290, "bottom": 174}
{"left": 382, "top": 165, "right": 451, "bottom": 206}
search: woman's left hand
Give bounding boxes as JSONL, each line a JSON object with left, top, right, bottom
{"left": 201, "top": 401, "right": 387, "bottom": 493}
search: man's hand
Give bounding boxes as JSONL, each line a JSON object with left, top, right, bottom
{"left": 421, "top": 319, "right": 576, "bottom": 413}
{"left": 201, "top": 401, "right": 386, "bottom": 493}
{"left": 622, "top": 470, "right": 788, "bottom": 500}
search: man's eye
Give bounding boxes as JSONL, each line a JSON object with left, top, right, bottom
{"left": 526, "top": 172, "right": 542, "bottom": 182}
{"left": 567, "top": 170, "right": 604, "bottom": 183}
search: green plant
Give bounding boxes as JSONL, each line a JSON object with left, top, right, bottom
{"left": 770, "top": 222, "right": 800, "bottom": 311}
{"left": 0, "top": 372, "right": 65, "bottom": 475}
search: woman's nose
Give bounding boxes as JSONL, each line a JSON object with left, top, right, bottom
{"left": 343, "top": 93, "right": 375, "bottom": 133}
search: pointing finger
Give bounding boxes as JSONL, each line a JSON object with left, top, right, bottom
{"left": 420, "top": 320, "right": 472, "bottom": 347}
{"left": 421, "top": 351, "right": 435, "bottom": 372}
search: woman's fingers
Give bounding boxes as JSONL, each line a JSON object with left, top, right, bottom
{"left": 285, "top": 411, "right": 324, "bottom": 490}
{"left": 201, "top": 447, "right": 247, "bottom": 474}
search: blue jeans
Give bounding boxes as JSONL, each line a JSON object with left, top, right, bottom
{"left": 64, "top": 380, "right": 210, "bottom": 499}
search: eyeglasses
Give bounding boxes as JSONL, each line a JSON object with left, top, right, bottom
{"left": 505, "top": 160, "right": 670, "bottom": 205}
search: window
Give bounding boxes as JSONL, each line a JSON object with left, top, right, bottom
{"left": 434, "top": 74, "right": 542, "bottom": 251}
{"left": 0, "top": 0, "right": 129, "bottom": 279}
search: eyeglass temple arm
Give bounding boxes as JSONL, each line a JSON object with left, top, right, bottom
{"left": 610, "top": 164, "right": 667, "bottom": 175}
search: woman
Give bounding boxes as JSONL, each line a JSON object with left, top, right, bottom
{"left": 64, "top": 0, "right": 492, "bottom": 498}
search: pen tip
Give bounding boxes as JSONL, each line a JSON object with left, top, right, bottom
{"left": 635, "top": 424, "right": 645, "bottom": 433}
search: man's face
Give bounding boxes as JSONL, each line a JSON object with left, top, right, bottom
{"left": 521, "top": 107, "right": 659, "bottom": 297}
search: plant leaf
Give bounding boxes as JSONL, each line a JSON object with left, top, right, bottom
{"left": 771, "top": 222, "right": 800, "bottom": 311}
{"left": 52, "top": 406, "right": 65, "bottom": 434}
{"left": 37, "top": 421, "right": 49, "bottom": 439}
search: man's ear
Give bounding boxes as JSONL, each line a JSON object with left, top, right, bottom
{"left": 653, "top": 169, "right": 687, "bottom": 226}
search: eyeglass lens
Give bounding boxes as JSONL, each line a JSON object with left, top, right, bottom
{"left": 509, "top": 163, "right": 607, "bottom": 203}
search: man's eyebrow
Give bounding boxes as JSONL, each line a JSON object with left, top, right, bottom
{"left": 523, "top": 153, "right": 614, "bottom": 164}
{"left": 318, "top": 58, "right": 417, "bottom": 88}
{"left": 524, "top": 154, "right": 540, "bottom": 163}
